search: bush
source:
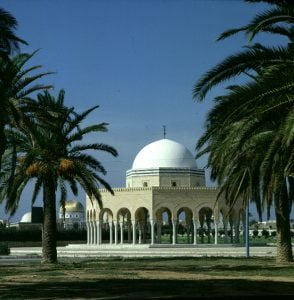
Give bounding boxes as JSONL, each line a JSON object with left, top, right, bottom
{"left": 57, "top": 229, "right": 86, "bottom": 241}
{"left": 0, "top": 242, "right": 10, "bottom": 255}
{"left": 0, "top": 228, "right": 42, "bottom": 242}
{"left": 262, "top": 229, "right": 270, "bottom": 238}
{"left": 0, "top": 228, "right": 87, "bottom": 242}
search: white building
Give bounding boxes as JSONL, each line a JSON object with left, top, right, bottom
{"left": 86, "top": 138, "right": 244, "bottom": 246}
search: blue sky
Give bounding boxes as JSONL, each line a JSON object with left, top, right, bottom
{"left": 0, "top": 0, "right": 288, "bottom": 222}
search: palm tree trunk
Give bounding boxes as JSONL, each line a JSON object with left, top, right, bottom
{"left": 42, "top": 176, "right": 57, "bottom": 263}
{"left": 275, "top": 179, "right": 293, "bottom": 263}
{"left": 0, "top": 120, "right": 6, "bottom": 171}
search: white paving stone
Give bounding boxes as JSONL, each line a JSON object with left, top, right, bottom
{"left": 9, "top": 244, "right": 281, "bottom": 258}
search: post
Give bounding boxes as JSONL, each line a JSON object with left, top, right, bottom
{"left": 96, "top": 220, "right": 100, "bottom": 245}
{"left": 193, "top": 219, "right": 197, "bottom": 245}
{"left": 172, "top": 220, "right": 177, "bottom": 245}
{"left": 150, "top": 219, "right": 155, "bottom": 245}
{"left": 214, "top": 220, "right": 218, "bottom": 245}
{"left": 245, "top": 201, "right": 250, "bottom": 258}
{"left": 86, "top": 221, "right": 90, "bottom": 245}
{"left": 114, "top": 220, "right": 118, "bottom": 245}
{"left": 109, "top": 222, "right": 113, "bottom": 245}
{"left": 132, "top": 220, "right": 136, "bottom": 245}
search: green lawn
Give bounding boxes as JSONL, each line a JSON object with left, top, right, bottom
{"left": 0, "top": 257, "right": 293, "bottom": 299}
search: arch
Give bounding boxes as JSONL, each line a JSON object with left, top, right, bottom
{"left": 117, "top": 207, "right": 131, "bottom": 222}
{"left": 99, "top": 208, "right": 113, "bottom": 222}
{"left": 135, "top": 207, "right": 149, "bottom": 224}
{"left": 198, "top": 206, "right": 213, "bottom": 244}
{"left": 176, "top": 207, "right": 193, "bottom": 244}
{"left": 135, "top": 207, "right": 150, "bottom": 244}
{"left": 155, "top": 207, "right": 172, "bottom": 244}
{"left": 116, "top": 208, "right": 132, "bottom": 244}
{"left": 155, "top": 207, "right": 172, "bottom": 221}
{"left": 96, "top": 208, "right": 114, "bottom": 244}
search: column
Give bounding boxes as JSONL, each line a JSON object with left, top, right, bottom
{"left": 139, "top": 225, "right": 142, "bottom": 244}
{"left": 89, "top": 221, "right": 94, "bottom": 245}
{"left": 172, "top": 220, "right": 177, "bottom": 245}
{"left": 86, "top": 221, "right": 90, "bottom": 245}
{"left": 132, "top": 220, "right": 136, "bottom": 245}
{"left": 120, "top": 222, "right": 124, "bottom": 244}
{"left": 109, "top": 221, "right": 113, "bottom": 245}
{"left": 114, "top": 220, "right": 118, "bottom": 245}
{"left": 99, "top": 221, "right": 102, "bottom": 244}
{"left": 93, "top": 221, "right": 97, "bottom": 245}
{"left": 193, "top": 219, "right": 197, "bottom": 245}
{"left": 150, "top": 219, "right": 155, "bottom": 245}
{"left": 214, "top": 220, "right": 218, "bottom": 245}
{"left": 96, "top": 220, "right": 100, "bottom": 245}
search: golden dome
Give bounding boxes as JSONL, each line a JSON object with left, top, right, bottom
{"left": 60, "top": 200, "right": 84, "bottom": 213}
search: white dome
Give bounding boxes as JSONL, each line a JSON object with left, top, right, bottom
{"left": 20, "top": 212, "right": 32, "bottom": 223}
{"left": 132, "top": 139, "right": 197, "bottom": 169}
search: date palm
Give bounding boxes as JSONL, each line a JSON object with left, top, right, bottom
{"left": 0, "top": 90, "right": 118, "bottom": 263}
{"left": 0, "top": 7, "right": 27, "bottom": 56}
{"left": 0, "top": 52, "right": 52, "bottom": 171}
{"left": 193, "top": 0, "right": 294, "bottom": 262}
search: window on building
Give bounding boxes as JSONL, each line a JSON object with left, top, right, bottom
{"left": 143, "top": 182, "right": 148, "bottom": 187}
{"left": 172, "top": 181, "right": 177, "bottom": 187}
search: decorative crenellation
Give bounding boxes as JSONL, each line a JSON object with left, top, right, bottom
{"left": 151, "top": 186, "right": 218, "bottom": 191}
{"left": 99, "top": 187, "right": 153, "bottom": 193}
{"left": 99, "top": 186, "right": 219, "bottom": 193}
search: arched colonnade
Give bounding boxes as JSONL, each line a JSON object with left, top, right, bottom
{"left": 86, "top": 204, "right": 245, "bottom": 246}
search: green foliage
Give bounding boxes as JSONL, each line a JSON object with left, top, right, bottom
{"left": 0, "top": 7, "right": 27, "bottom": 55}
{"left": 57, "top": 229, "right": 86, "bottom": 241}
{"left": 193, "top": 0, "right": 294, "bottom": 262}
{"left": 262, "top": 229, "right": 270, "bottom": 238}
{"left": 0, "top": 228, "right": 42, "bottom": 242}
{"left": 0, "top": 228, "right": 86, "bottom": 242}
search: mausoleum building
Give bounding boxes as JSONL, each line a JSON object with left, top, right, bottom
{"left": 86, "top": 139, "right": 244, "bottom": 246}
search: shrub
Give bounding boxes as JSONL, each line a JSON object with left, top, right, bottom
{"left": 262, "top": 229, "right": 270, "bottom": 238}
{"left": 0, "top": 242, "right": 10, "bottom": 255}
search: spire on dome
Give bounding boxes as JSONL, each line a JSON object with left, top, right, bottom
{"left": 163, "top": 125, "right": 166, "bottom": 139}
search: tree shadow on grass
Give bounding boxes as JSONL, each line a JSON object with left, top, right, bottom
{"left": 0, "top": 278, "right": 294, "bottom": 299}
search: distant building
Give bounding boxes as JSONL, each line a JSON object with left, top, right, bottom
{"left": 8, "top": 207, "right": 43, "bottom": 230}
{"left": 58, "top": 200, "right": 86, "bottom": 230}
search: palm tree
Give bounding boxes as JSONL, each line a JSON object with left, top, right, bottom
{"left": 218, "top": 0, "right": 294, "bottom": 43}
{"left": 193, "top": 0, "right": 294, "bottom": 262}
{"left": 0, "top": 52, "right": 52, "bottom": 171}
{"left": 0, "top": 7, "right": 27, "bottom": 56}
{"left": 0, "top": 90, "right": 118, "bottom": 263}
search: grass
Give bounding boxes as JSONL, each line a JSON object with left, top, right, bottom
{"left": 0, "top": 257, "right": 294, "bottom": 299}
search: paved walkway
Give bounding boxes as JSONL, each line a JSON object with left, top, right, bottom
{"left": 8, "top": 244, "right": 280, "bottom": 258}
